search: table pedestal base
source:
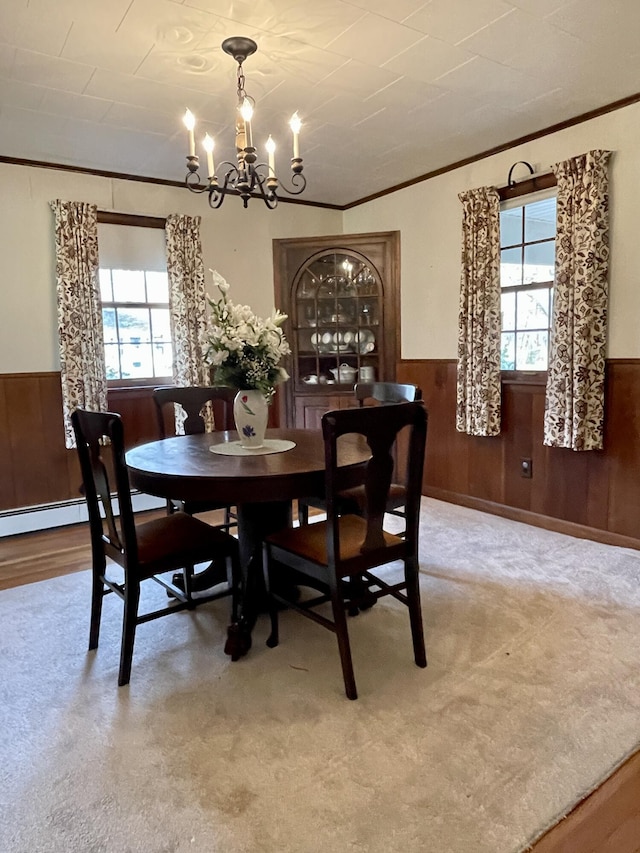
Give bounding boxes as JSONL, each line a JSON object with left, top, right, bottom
{"left": 225, "top": 500, "right": 297, "bottom": 660}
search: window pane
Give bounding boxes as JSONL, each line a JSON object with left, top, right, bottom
{"left": 501, "top": 291, "right": 515, "bottom": 331}
{"left": 515, "top": 331, "right": 548, "bottom": 370}
{"left": 120, "top": 343, "right": 153, "bottom": 378}
{"left": 104, "top": 343, "right": 121, "bottom": 380}
{"left": 517, "top": 288, "right": 552, "bottom": 330}
{"left": 523, "top": 241, "right": 555, "bottom": 284}
{"left": 151, "top": 308, "right": 171, "bottom": 342}
{"left": 500, "top": 247, "right": 522, "bottom": 287}
{"left": 102, "top": 308, "right": 118, "bottom": 343}
{"left": 99, "top": 269, "right": 113, "bottom": 302}
{"left": 501, "top": 333, "right": 515, "bottom": 370}
{"left": 500, "top": 207, "right": 522, "bottom": 247}
{"left": 524, "top": 198, "right": 556, "bottom": 242}
{"left": 153, "top": 343, "right": 173, "bottom": 376}
{"left": 116, "top": 308, "right": 150, "bottom": 343}
{"left": 146, "top": 271, "right": 169, "bottom": 303}
{"left": 112, "top": 269, "right": 146, "bottom": 302}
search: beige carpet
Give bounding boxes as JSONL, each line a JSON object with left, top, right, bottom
{"left": 1, "top": 498, "right": 639, "bottom": 853}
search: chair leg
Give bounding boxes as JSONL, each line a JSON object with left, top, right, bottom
{"left": 405, "top": 557, "right": 427, "bottom": 668}
{"left": 297, "top": 499, "right": 309, "bottom": 526}
{"left": 118, "top": 580, "right": 140, "bottom": 687}
{"left": 330, "top": 582, "right": 357, "bottom": 700}
{"left": 89, "top": 567, "right": 104, "bottom": 650}
{"left": 182, "top": 563, "right": 196, "bottom": 609}
{"left": 262, "top": 544, "right": 279, "bottom": 649}
{"left": 228, "top": 552, "right": 240, "bottom": 625}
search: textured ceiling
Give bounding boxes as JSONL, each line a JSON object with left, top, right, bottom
{"left": 1, "top": 0, "right": 640, "bottom": 207}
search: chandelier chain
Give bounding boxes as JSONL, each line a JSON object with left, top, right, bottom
{"left": 237, "top": 65, "right": 246, "bottom": 103}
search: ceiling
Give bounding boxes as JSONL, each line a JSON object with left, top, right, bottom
{"left": 2, "top": 0, "right": 640, "bottom": 208}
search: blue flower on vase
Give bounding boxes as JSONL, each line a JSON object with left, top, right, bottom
{"left": 242, "top": 424, "right": 256, "bottom": 438}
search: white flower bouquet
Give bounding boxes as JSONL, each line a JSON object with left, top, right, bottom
{"left": 205, "top": 270, "right": 290, "bottom": 399}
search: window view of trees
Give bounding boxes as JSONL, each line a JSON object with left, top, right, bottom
{"left": 500, "top": 196, "right": 556, "bottom": 371}
{"left": 99, "top": 269, "right": 173, "bottom": 381}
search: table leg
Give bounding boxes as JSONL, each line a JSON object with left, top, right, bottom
{"left": 224, "top": 500, "right": 293, "bottom": 661}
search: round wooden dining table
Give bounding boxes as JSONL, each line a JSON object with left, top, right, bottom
{"left": 126, "top": 428, "right": 370, "bottom": 658}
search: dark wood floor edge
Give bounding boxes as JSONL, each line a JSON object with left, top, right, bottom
{"left": 424, "top": 487, "right": 640, "bottom": 552}
{"left": 519, "top": 746, "right": 640, "bottom": 852}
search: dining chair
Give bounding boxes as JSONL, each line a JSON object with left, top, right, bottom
{"left": 153, "top": 385, "right": 237, "bottom": 532}
{"left": 297, "top": 382, "right": 423, "bottom": 532}
{"left": 263, "top": 401, "right": 428, "bottom": 700}
{"left": 72, "top": 408, "right": 240, "bottom": 687}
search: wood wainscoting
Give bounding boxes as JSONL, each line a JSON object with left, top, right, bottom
{"left": 0, "top": 372, "right": 282, "bottom": 515}
{"left": 0, "top": 373, "right": 163, "bottom": 512}
{"left": 1, "top": 364, "right": 639, "bottom": 545}
{"left": 397, "top": 359, "right": 640, "bottom": 549}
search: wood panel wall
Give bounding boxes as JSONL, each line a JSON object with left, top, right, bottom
{"left": 0, "top": 373, "right": 281, "bottom": 513}
{"left": 1, "top": 366, "right": 638, "bottom": 548}
{"left": 397, "top": 359, "right": 640, "bottom": 548}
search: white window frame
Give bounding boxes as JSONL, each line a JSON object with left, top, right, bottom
{"left": 499, "top": 187, "right": 557, "bottom": 374}
{"left": 99, "top": 267, "right": 173, "bottom": 386}
{"left": 96, "top": 215, "right": 172, "bottom": 388}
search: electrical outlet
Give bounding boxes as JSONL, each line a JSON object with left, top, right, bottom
{"left": 520, "top": 457, "right": 532, "bottom": 479}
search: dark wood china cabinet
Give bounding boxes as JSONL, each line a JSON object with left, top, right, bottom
{"left": 273, "top": 231, "right": 400, "bottom": 429}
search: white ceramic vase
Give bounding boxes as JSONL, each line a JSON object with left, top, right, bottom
{"left": 233, "top": 390, "right": 269, "bottom": 448}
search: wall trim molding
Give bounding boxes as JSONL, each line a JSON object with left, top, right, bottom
{"left": 425, "top": 487, "right": 640, "bottom": 552}
{"left": 0, "top": 493, "right": 165, "bottom": 538}
{"left": 0, "top": 155, "right": 342, "bottom": 210}
{"left": 3, "top": 89, "right": 639, "bottom": 212}
{"left": 344, "top": 90, "right": 640, "bottom": 209}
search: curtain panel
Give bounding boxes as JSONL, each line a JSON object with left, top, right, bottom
{"left": 544, "top": 150, "right": 611, "bottom": 451}
{"left": 456, "top": 186, "right": 502, "bottom": 437}
{"left": 165, "top": 214, "right": 212, "bottom": 432}
{"left": 50, "top": 199, "right": 107, "bottom": 449}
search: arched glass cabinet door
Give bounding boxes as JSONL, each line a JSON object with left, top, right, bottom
{"left": 292, "top": 250, "right": 383, "bottom": 389}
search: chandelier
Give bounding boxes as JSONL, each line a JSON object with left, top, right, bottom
{"left": 182, "top": 36, "right": 306, "bottom": 210}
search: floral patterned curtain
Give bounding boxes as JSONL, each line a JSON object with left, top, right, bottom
{"left": 544, "top": 150, "right": 611, "bottom": 451}
{"left": 165, "top": 214, "right": 212, "bottom": 431}
{"left": 456, "top": 186, "right": 502, "bottom": 436}
{"left": 50, "top": 199, "right": 107, "bottom": 449}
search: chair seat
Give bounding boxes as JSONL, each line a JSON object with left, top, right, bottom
{"left": 136, "top": 512, "right": 235, "bottom": 577}
{"left": 269, "top": 514, "right": 403, "bottom": 566}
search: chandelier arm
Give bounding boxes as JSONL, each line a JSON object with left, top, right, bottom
{"left": 185, "top": 169, "right": 210, "bottom": 194}
{"left": 277, "top": 171, "right": 307, "bottom": 197}
{"left": 207, "top": 164, "right": 242, "bottom": 209}
{"left": 251, "top": 170, "right": 279, "bottom": 210}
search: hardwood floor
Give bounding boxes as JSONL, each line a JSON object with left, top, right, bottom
{"left": 1, "top": 515, "right": 638, "bottom": 852}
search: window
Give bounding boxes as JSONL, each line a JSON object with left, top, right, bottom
{"left": 97, "top": 219, "right": 171, "bottom": 384}
{"left": 99, "top": 268, "right": 173, "bottom": 381}
{"left": 499, "top": 195, "right": 556, "bottom": 371}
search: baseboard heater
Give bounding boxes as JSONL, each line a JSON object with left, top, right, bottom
{"left": 0, "top": 492, "right": 165, "bottom": 538}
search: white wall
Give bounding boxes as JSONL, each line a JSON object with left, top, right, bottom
{"left": 344, "top": 100, "right": 640, "bottom": 360}
{"left": 2, "top": 99, "right": 638, "bottom": 375}
{"left": 0, "top": 163, "right": 342, "bottom": 374}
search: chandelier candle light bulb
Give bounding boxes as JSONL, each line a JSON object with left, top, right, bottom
{"left": 290, "top": 112, "right": 301, "bottom": 159}
{"left": 182, "top": 36, "right": 306, "bottom": 209}
{"left": 240, "top": 98, "right": 253, "bottom": 149}
{"left": 203, "top": 133, "right": 215, "bottom": 178}
{"left": 266, "top": 136, "right": 276, "bottom": 177}
{"left": 183, "top": 109, "right": 196, "bottom": 157}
